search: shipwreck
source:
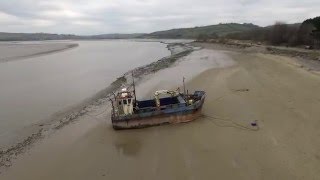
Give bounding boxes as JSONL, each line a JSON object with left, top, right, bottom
{"left": 110, "top": 77, "right": 205, "bottom": 130}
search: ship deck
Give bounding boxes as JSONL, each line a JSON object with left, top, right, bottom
{"left": 137, "top": 95, "right": 186, "bottom": 109}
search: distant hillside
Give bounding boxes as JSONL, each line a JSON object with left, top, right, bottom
{"left": 0, "top": 32, "right": 145, "bottom": 41}
{"left": 0, "top": 32, "right": 82, "bottom": 41}
{"left": 0, "top": 23, "right": 259, "bottom": 41}
{"left": 89, "top": 33, "right": 145, "bottom": 39}
{"left": 142, "top": 23, "right": 260, "bottom": 39}
{"left": 225, "top": 23, "right": 301, "bottom": 42}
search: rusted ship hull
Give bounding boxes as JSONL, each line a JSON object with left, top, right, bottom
{"left": 112, "top": 92, "right": 205, "bottom": 130}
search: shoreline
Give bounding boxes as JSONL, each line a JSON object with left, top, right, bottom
{"left": 0, "top": 41, "right": 194, "bottom": 172}
{"left": 192, "top": 42, "right": 320, "bottom": 72}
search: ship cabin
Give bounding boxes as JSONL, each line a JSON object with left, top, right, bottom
{"left": 115, "top": 88, "right": 134, "bottom": 116}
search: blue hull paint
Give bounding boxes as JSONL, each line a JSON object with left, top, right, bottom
{"left": 112, "top": 91, "right": 205, "bottom": 130}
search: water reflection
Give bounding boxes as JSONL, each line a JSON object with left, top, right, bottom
{"left": 113, "top": 136, "right": 142, "bottom": 157}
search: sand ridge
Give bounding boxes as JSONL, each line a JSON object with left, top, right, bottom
{"left": 0, "top": 42, "right": 78, "bottom": 63}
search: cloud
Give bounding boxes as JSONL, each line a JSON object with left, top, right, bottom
{"left": 0, "top": 0, "right": 319, "bottom": 34}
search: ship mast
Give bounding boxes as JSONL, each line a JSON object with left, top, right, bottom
{"left": 183, "top": 77, "right": 186, "bottom": 95}
{"left": 132, "top": 71, "right": 137, "bottom": 104}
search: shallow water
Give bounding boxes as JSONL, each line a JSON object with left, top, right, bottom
{"left": 0, "top": 40, "right": 170, "bottom": 148}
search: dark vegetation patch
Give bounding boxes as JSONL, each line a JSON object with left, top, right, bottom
{"left": 221, "top": 17, "right": 320, "bottom": 48}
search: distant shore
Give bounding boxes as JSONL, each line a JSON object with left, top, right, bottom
{"left": 0, "top": 42, "right": 78, "bottom": 63}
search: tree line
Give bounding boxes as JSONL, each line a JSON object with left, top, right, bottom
{"left": 198, "top": 16, "right": 320, "bottom": 48}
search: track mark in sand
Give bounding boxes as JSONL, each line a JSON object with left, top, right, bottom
{"left": 232, "top": 88, "right": 250, "bottom": 92}
{"left": 151, "top": 129, "right": 160, "bottom": 176}
{"left": 271, "top": 136, "right": 279, "bottom": 146}
{"left": 182, "top": 149, "right": 193, "bottom": 169}
{"left": 200, "top": 56, "right": 209, "bottom": 60}
{"left": 151, "top": 153, "right": 159, "bottom": 176}
{"left": 209, "top": 88, "right": 251, "bottom": 104}
{"left": 269, "top": 131, "right": 279, "bottom": 146}
{"left": 232, "top": 157, "right": 241, "bottom": 168}
{"left": 182, "top": 148, "right": 195, "bottom": 180}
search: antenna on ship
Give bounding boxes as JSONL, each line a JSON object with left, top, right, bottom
{"left": 132, "top": 71, "right": 137, "bottom": 104}
{"left": 183, "top": 77, "right": 186, "bottom": 95}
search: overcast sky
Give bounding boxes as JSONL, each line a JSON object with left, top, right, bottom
{"left": 0, "top": 0, "right": 319, "bottom": 35}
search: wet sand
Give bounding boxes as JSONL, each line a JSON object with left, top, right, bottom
{"left": 2, "top": 44, "right": 320, "bottom": 179}
{"left": 0, "top": 42, "right": 78, "bottom": 63}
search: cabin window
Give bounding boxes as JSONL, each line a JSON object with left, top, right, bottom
{"left": 128, "top": 99, "right": 131, "bottom": 104}
{"left": 123, "top": 100, "right": 127, "bottom": 105}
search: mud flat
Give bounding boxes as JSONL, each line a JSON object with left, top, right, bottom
{"left": 2, "top": 42, "right": 320, "bottom": 179}
{"left": 0, "top": 42, "right": 78, "bottom": 63}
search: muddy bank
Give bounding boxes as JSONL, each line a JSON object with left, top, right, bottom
{"left": 0, "top": 42, "right": 194, "bottom": 172}
{"left": 193, "top": 42, "right": 320, "bottom": 71}
{"left": 0, "top": 42, "right": 78, "bottom": 63}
